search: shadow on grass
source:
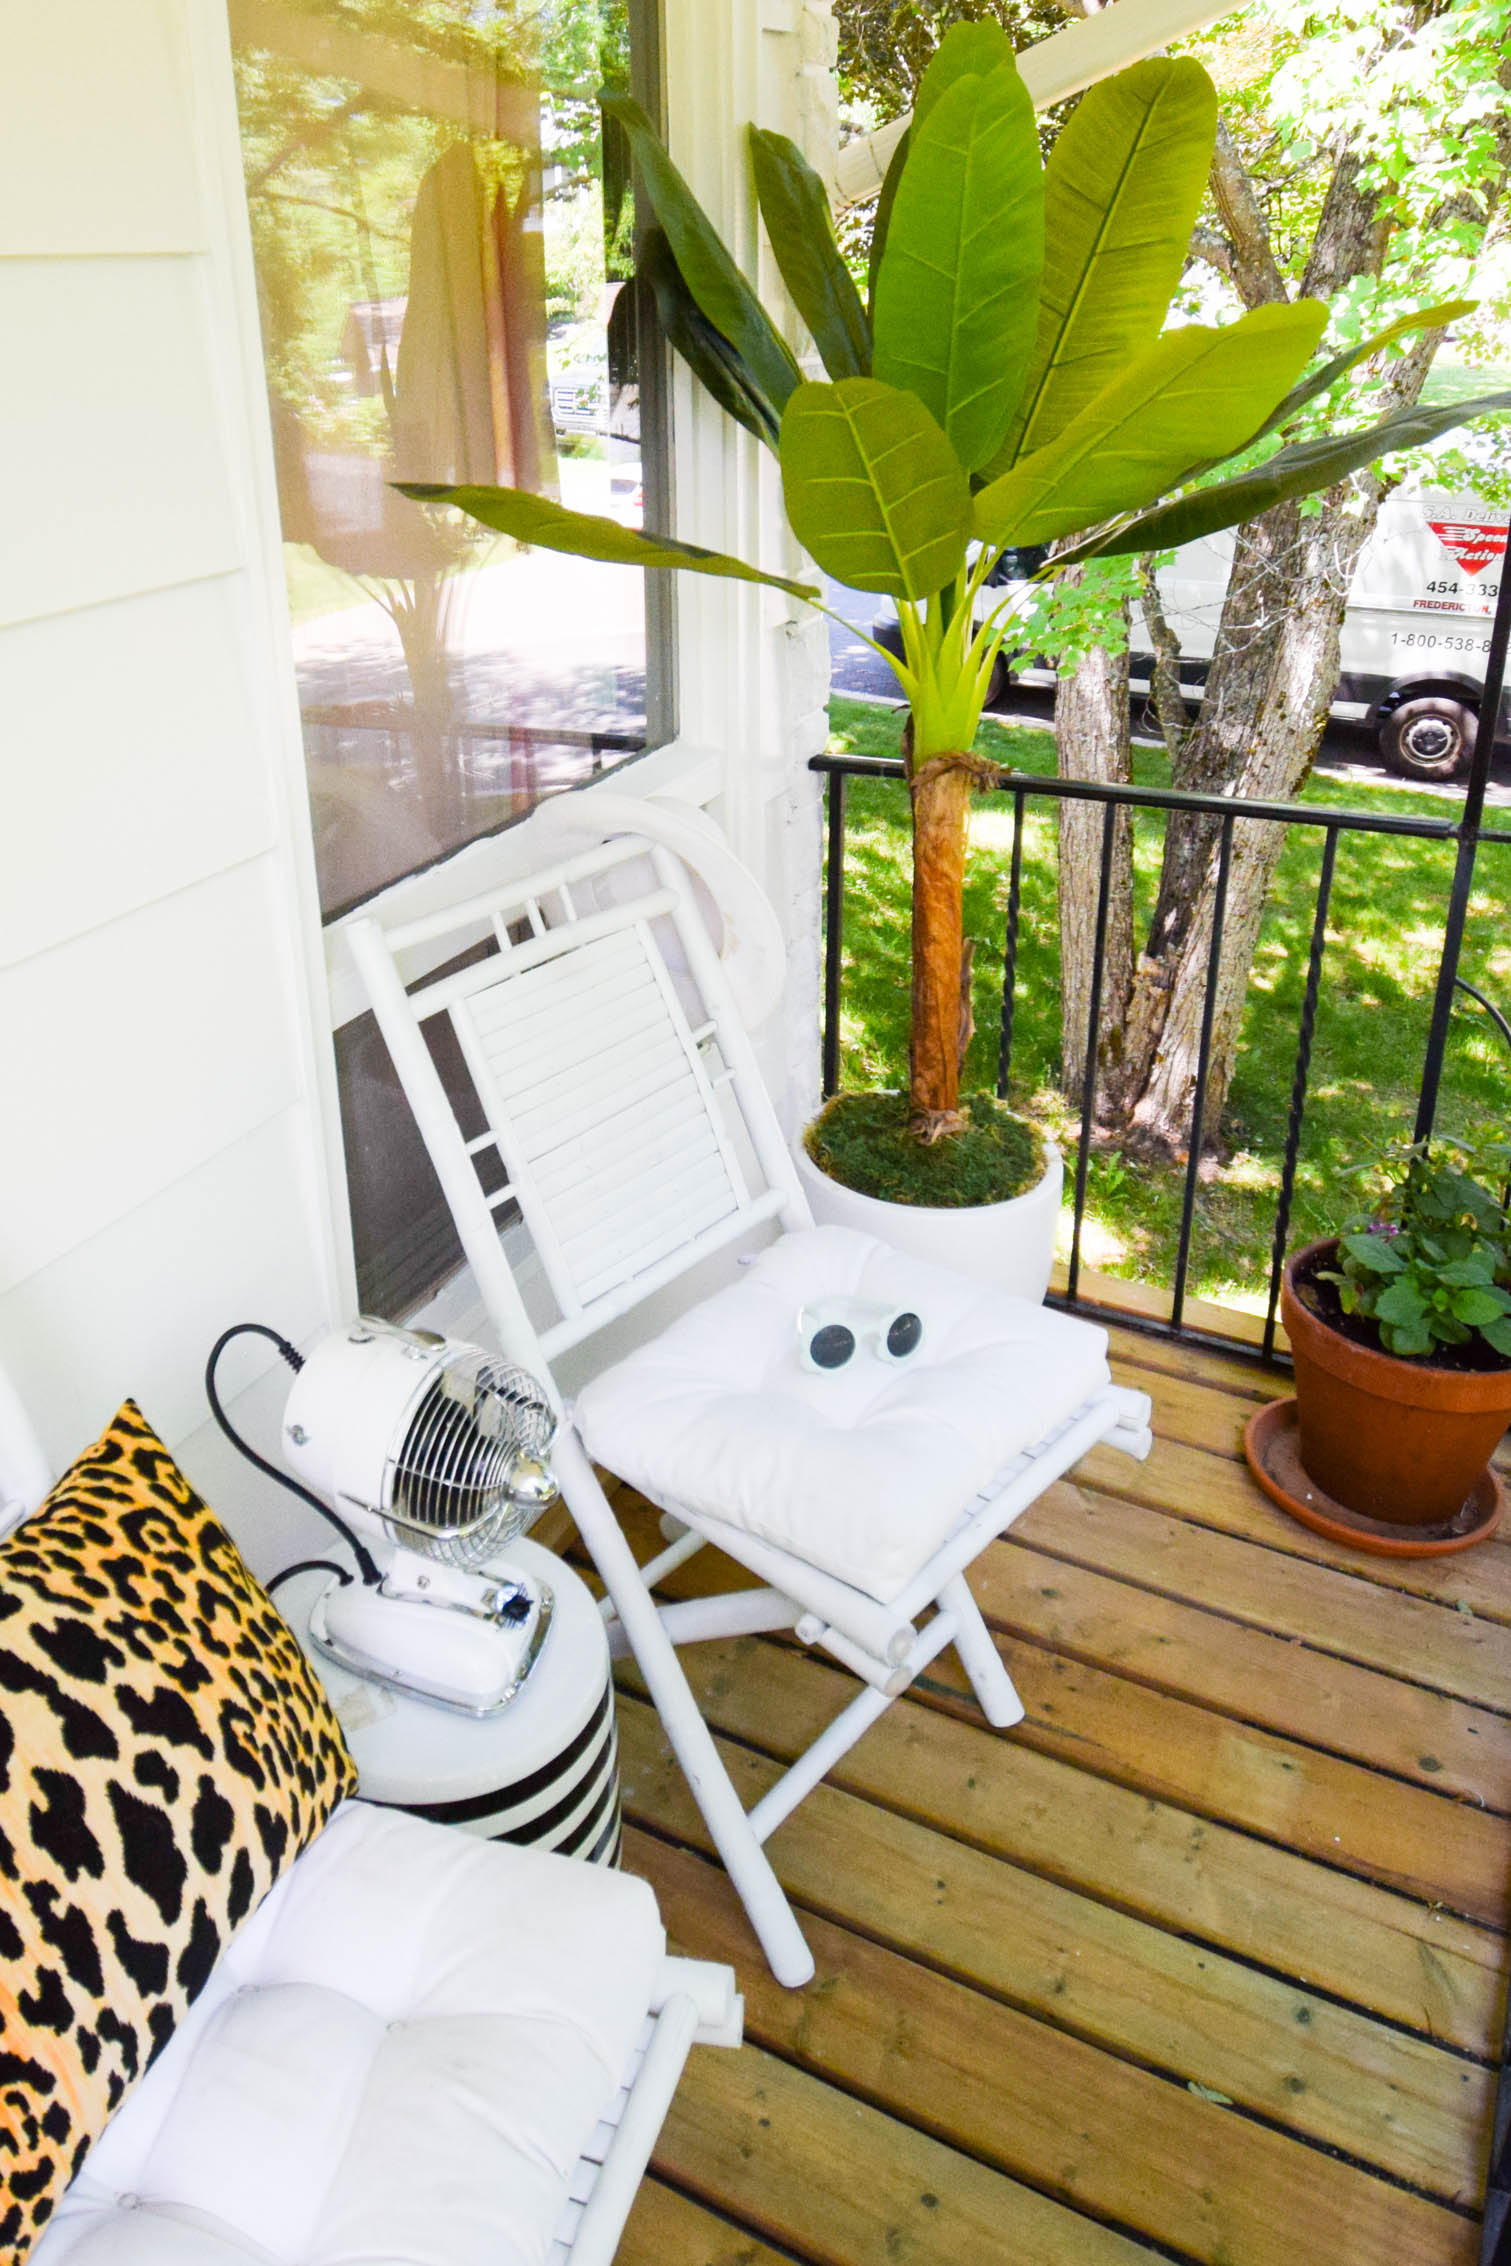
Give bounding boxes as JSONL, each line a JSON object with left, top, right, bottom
{"left": 825, "top": 697, "right": 1511, "bottom": 1311}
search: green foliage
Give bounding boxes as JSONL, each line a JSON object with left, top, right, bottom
{"left": 393, "top": 482, "right": 818, "bottom": 599}
{"left": 975, "top": 303, "right": 1329, "bottom": 548}
{"left": 987, "top": 57, "right": 1218, "bottom": 476}
{"left": 750, "top": 130, "right": 871, "bottom": 381}
{"left": 871, "top": 38, "right": 1044, "bottom": 471}
{"left": 865, "top": 126, "right": 910, "bottom": 322}
{"left": 427, "top": 45, "right": 1506, "bottom": 779}
{"left": 778, "top": 379, "right": 971, "bottom": 600}
{"left": 1064, "top": 382, "right": 1511, "bottom": 562}
{"left": 805, "top": 1090, "right": 1044, "bottom": 1207}
{"left": 1327, "top": 1146, "right": 1511, "bottom": 1362}
{"left": 639, "top": 227, "right": 781, "bottom": 449}
{"left": 599, "top": 93, "right": 801, "bottom": 413}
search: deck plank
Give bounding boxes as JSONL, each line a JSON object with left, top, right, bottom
{"left": 608, "top": 1493, "right": 1511, "bottom": 1926}
{"left": 921, "top": 1639, "right": 1511, "bottom": 1929}
{"left": 1078, "top": 1427, "right": 1511, "bottom": 1621}
{"left": 616, "top": 1699, "right": 1493, "bottom": 2199}
{"left": 649, "top": 2035, "right": 1164, "bottom": 2266}
{"left": 971, "top": 1543, "right": 1511, "bottom": 1809}
{"left": 616, "top": 1635, "right": 1502, "bottom": 2053}
{"left": 618, "top": 2178, "right": 799, "bottom": 2266}
{"left": 1014, "top": 1484, "right": 1511, "bottom": 1706}
{"left": 630, "top": 1829, "right": 1481, "bottom": 2266}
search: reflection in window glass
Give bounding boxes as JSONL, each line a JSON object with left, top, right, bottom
{"left": 230, "top": 0, "right": 670, "bottom": 919}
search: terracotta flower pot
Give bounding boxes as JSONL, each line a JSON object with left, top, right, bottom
{"left": 1282, "top": 1238, "right": 1511, "bottom": 1526}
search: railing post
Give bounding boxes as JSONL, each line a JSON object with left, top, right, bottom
{"left": 822, "top": 767, "right": 847, "bottom": 1099}
{"left": 1263, "top": 826, "right": 1340, "bottom": 1360}
{"left": 996, "top": 786, "right": 1027, "bottom": 1098}
{"left": 1414, "top": 540, "right": 1511, "bottom": 1143}
{"left": 1066, "top": 804, "right": 1117, "bottom": 1304}
{"left": 1170, "top": 813, "right": 1235, "bottom": 1333}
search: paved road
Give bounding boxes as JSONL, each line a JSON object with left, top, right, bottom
{"left": 822, "top": 578, "right": 1511, "bottom": 808}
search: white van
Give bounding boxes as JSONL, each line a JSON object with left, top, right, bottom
{"left": 874, "top": 487, "right": 1509, "bottom": 781}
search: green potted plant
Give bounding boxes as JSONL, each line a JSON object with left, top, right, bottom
{"left": 1256, "top": 1145, "right": 1511, "bottom": 1549}
{"left": 402, "top": 24, "right": 1508, "bottom": 1294}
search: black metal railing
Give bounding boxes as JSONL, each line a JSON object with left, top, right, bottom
{"left": 812, "top": 542, "right": 1511, "bottom": 1373}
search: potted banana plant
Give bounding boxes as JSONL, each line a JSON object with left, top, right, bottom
{"left": 402, "top": 23, "right": 1509, "bottom": 1295}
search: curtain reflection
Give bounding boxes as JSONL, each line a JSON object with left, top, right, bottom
{"left": 231, "top": 0, "right": 662, "bottom": 918}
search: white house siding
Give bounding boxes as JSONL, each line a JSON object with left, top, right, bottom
{"left": 0, "top": 0, "right": 843, "bottom": 1580}
{"left": 0, "top": 0, "right": 347, "bottom": 1575}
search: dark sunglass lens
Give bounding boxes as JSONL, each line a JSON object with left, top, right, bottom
{"left": 887, "top": 1311, "right": 923, "bottom": 1358}
{"left": 809, "top": 1323, "right": 855, "bottom": 1369}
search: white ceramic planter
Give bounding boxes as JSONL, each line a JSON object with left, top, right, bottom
{"left": 793, "top": 1127, "right": 1064, "bottom": 1303}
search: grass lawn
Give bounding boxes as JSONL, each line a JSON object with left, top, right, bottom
{"left": 824, "top": 694, "right": 1511, "bottom": 1313}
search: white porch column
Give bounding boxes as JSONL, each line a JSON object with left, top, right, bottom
{"left": 660, "top": 0, "right": 837, "bottom": 1140}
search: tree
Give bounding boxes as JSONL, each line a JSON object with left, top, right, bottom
{"left": 1054, "top": 0, "right": 1511, "bottom": 1158}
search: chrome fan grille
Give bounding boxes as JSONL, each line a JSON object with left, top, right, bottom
{"left": 383, "top": 1352, "right": 555, "bottom": 1569}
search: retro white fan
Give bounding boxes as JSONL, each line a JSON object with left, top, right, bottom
{"left": 278, "top": 1320, "right": 560, "bottom": 1715}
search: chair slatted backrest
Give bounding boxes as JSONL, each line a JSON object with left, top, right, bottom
{"left": 347, "top": 832, "right": 807, "bottom": 1381}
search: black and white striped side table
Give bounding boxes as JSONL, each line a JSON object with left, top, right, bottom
{"left": 288, "top": 1537, "right": 621, "bottom": 1865}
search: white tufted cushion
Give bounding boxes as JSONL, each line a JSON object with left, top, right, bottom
{"left": 32, "top": 1801, "right": 664, "bottom": 2266}
{"left": 574, "top": 1225, "right": 1111, "bottom": 1602}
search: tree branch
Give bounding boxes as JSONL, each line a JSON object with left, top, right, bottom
{"left": 1188, "top": 225, "right": 1234, "bottom": 280}
{"left": 1209, "top": 119, "right": 1288, "bottom": 308}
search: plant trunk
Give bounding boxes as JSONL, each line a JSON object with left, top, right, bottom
{"left": 1054, "top": 616, "right": 1135, "bottom": 1106}
{"left": 908, "top": 756, "right": 976, "bottom": 1136}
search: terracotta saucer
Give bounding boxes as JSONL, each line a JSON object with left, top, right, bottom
{"left": 1243, "top": 1396, "right": 1504, "bottom": 1557}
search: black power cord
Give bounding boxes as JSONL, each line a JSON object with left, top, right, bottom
{"left": 205, "top": 1324, "right": 380, "bottom": 1586}
{"left": 268, "top": 1558, "right": 353, "bottom": 1599}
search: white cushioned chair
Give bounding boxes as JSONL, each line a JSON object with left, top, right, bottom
{"left": 347, "top": 792, "right": 1153, "bottom": 1989}
{"left": 0, "top": 1365, "right": 741, "bottom": 2266}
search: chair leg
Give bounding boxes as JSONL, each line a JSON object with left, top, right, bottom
{"left": 939, "top": 1573, "right": 1024, "bottom": 1729}
{"left": 554, "top": 1433, "right": 817, "bottom": 1988}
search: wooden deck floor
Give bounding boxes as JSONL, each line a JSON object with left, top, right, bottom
{"left": 602, "top": 1323, "right": 1511, "bottom": 2266}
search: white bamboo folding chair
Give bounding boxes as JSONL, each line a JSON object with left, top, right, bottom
{"left": 348, "top": 793, "right": 1153, "bottom": 1988}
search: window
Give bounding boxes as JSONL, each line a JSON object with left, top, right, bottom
{"left": 230, "top": 0, "right": 672, "bottom": 1311}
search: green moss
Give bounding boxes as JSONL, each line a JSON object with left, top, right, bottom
{"left": 804, "top": 1091, "right": 1045, "bottom": 1209}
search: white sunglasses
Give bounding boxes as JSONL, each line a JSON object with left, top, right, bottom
{"left": 797, "top": 1298, "right": 924, "bottom": 1372}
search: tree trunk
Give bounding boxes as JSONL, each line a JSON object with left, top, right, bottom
{"left": 1136, "top": 554, "right": 1192, "bottom": 765}
{"left": 1092, "top": 114, "right": 1468, "bottom": 1158}
{"left": 908, "top": 757, "right": 976, "bottom": 1135}
{"left": 1103, "top": 489, "right": 1370, "bottom": 1154}
{"left": 1054, "top": 620, "right": 1135, "bottom": 1105}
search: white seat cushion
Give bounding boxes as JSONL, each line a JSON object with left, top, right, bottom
{"left": 32, "top": 1800, "right": 664, "bottom": 2266}
{"left": 574, "top": 1224, "right": 1111, "bottom": 1602}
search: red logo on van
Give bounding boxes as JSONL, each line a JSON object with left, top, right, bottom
{"left": 1428, "top": 519, "right": 1508, "bottom": 577}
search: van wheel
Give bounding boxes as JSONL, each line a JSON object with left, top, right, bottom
{"left": 983, "top": 651, "right": 1013, "bottom": 709}
{"left": 1380, "top": 695, "right": 1477, "bottom": 780}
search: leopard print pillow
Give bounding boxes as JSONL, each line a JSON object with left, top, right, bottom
{"left": 0, "top": 1401, "right": 357, "bottom": 2263}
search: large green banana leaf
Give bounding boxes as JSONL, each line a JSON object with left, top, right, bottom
{"left": 866, "top": 126, "right": 910, "bottom": 323}
{"left": 600, "top": 93, "right": 800, "bottom": 414}
{"left": 985, "top": 57, "right": 1217, "bottom": 479}
{"left": 1244, "top": 297, "right": 1478, "bottom": 449}
{"left": 973, "top": 301, "right": 1328, "bottom": 547}
{"left": 1056, "top": 386, "right": 1511, "bottom": 561}
{"left": 913, "top": 16, "right": 1016, "bottom": 127}
{"left": 395, "top": 483, "right": 818, "bottom": 600}
{"left": 640, "top": 228, "right": 780, "bottom": 451}
{"left": 750, "top": 128, "right": 870, "bottom": 381}
{"left": 778, "top": 377, "right": 972, "bottom": 599}
{"left": 872, "top": 61, "right": 1044, "bottom": 474}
